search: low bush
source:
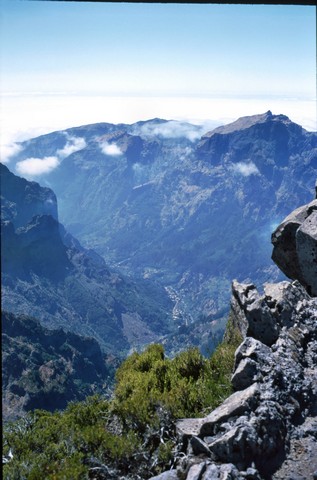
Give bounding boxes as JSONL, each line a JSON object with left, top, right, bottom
{"left": 3, "top": 322, "right": 242, "bottom": 479}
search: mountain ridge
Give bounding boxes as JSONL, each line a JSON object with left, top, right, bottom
{"left": 2, "top": 310, "right": 117, "bottom": 422}
{"left": 3, "top": 112, "right": 316, "bottom": 334}
{"left": 1, "top": 165, "right": 173, "bottom": 355}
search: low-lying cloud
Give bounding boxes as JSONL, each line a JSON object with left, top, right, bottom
{"left": 232, "top": 161, "right": 260, "bottom": 177}
{"left": 0, "top": 142, "right": 23, "bottom": 163}
{"left": 100, "top": 141, "right": 122, "bottom": 156}
{"left": 57, "top": 134, "right": 86, "bottom": 158}
{"left": 137, "top": 121, "right": 203, "bottom": 142}
{"left": 13, "top": 134, "right": 86, "bottom": 177}
{"left": 16, "top": 156, "right": 60, "bottom": 176}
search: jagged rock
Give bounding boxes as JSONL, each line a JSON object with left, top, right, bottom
{"left": 190, "top": 436, "right": 212, "bottom": 457}
{"left": 149, "top": 470, "right": 179, "bottom": 480}
{"left": 263, "top": 281, "right": 309, "bottom": 328}
{"left": 163, "top": 257, "right": 317, "bottom": 479}
{"left": 229, "top": 283, "right": 257, "bottom": 338}
{"left": 272, "top": 199, "right": 317, "bottom": 296}
{"left": 218, "top": 463, "right": 242, "bottom": 479}
{"left": 186, "top": 462, "right": 207, "bottom": 480}
{"left": 231, "top": 281, "right": 279, "bottom": 346}
{"left": 201, "top": 463, "right": 219, "bottom": 479}
{"left": 296, "top": 210, "right": 317, "bottom": 296}
{"left": 207, "top": 424, "right": 258, "bottom": 466}
{"left": 198, "top": 462, "right": 259, "bottom": 480}
{"left": 234, "top": 337, "right": 272, "bottom": 370}
{"left": 200, "top": 383, "right": 260, "bottom": 437}
{"left": 231, "top": 358, "right": 258, "bottom": 391}
{"left": 242, "top": 468, "right": 261, "bottom": 480}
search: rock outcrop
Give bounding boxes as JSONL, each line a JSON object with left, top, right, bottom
{"left": 272, "top": 198, "right": 317, "bottom": 296}
{"left": 152, "top": 196, "right": 317, "bottom": 480}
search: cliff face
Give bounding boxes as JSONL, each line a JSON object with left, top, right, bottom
{"left": 153, "top": 194, "right": 317, "bottom": 480}
{"left": 1, "top": 165, "right": 173, "bottom": 356}
{"left": 0, "top": 163, "right": 58, "bottom": 227}
{"left": 2, "top": 311, "right": 116, "bottom": 423}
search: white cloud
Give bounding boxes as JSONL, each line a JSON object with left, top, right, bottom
{"left": 16, "top": 156, "right": 60, "bottom": 176}
{"left": 0, "top": 142, "right": 23, "bottom": 163}
{"left": 232, "top": 161, "right": 260, "bottom": 177}
{"left": 137, "top": 120, "right": 202, "bottom": 142}
{"left": 57, "top": 135, "right": 86, "bottom": 158}
{"left": 13, "top": 135, "right": 86, "bottom": 177}
{"left": 100, "top": 141, "right": 122, "bottom": 156}
{"left": 1, "top": 95, "right": 316, "bottom": 152}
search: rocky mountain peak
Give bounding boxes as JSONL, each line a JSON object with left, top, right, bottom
{"left": 202, "top": 110, "right": 294, "bottom": 138}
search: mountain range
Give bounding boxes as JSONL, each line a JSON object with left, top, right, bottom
{"left": 1, "top": 110, "right": 317, "bottom": 422}
{"left": 5, "top": 111, "right": 317, "bottom": 325}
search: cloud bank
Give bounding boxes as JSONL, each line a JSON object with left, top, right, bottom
{"left": 0, "top": 142, "right": 23, "bottom": 163}
{"left": 232, "top": 161, "right": 260, "bottom": 176}
{"left": 14, "top": 134, "right": 86, "bottom": 177}
{"left": 57, "top": 135, "right": 86, "bottom": 158}
{"left": 100, "top": 141, "right": 122, "bottom": 156}
{"left": 16, "top": 156, "right": 60, "bottom": 176}
{"left": 137, "top": 121, "right": 203, "bottom": 142}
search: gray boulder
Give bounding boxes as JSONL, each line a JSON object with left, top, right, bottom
{"left": 231, "top": 281, "right": 279, "bottom": 346}
{"left": 272, "top": 199, "right": 317, "bottom": 296}
{"left": 149, "top": 471, "right": 179, "bottom": 480}
{"left": 231, "top": 357, "right": 258, "bottom": 391}
{"left": 200, "top": 383, "right": 260, "bottom": 437}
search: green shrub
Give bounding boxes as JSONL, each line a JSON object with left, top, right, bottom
{"left": 3, "top": 396, "right": 140, "bottom": 479}
{"left": 3, "top": 321, "right": 242, "bottom": 479}
{"left": 112, "top": 332, "right": 241, "bottom": 428}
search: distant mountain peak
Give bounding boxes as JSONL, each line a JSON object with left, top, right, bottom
{"left": 203, "top": 111, "right": 294, "bottom": 138}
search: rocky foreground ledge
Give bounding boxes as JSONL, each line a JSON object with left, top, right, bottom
{"left": 151, "top": 196, "right": 317, "bottom": 480}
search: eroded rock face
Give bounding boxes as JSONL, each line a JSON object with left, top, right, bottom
{"left": 272, "top": 199, "right": 317, "bottom": 296}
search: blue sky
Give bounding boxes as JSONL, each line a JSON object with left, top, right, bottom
{"left": 0, "top": 1, "right": 316, "bottom": 148}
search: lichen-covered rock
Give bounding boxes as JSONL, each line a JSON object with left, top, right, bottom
{"left": 231, "top": 357, "right": 258, "bottom": 391}
{"left": 263, "top": 281, "right": 309, "bottom": 328}
{"left": 190, "top": 436, "right": 212, "bottom": 457}
{"left": 207, "top": 424, "right": 258, "bottom": 466}
{"left": 160, "top": 283, "right": 317, "bottom": 480}
{"left": 148, "top": 470, "right": 179, "bottom": 480}
{"left": 186, "top": 462, "right": 207, "bottom": 480}
{"left": 234, "top": 337, "right": 272, "bottom": 370}
{"left": 231, "top": 281, "right": 279, "bottom": 346}
{"left": 200, "top": 383, "right": 260, "bottom": 437}
{"left": 296, "top": 210, "right": 317, "bottom": 296}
